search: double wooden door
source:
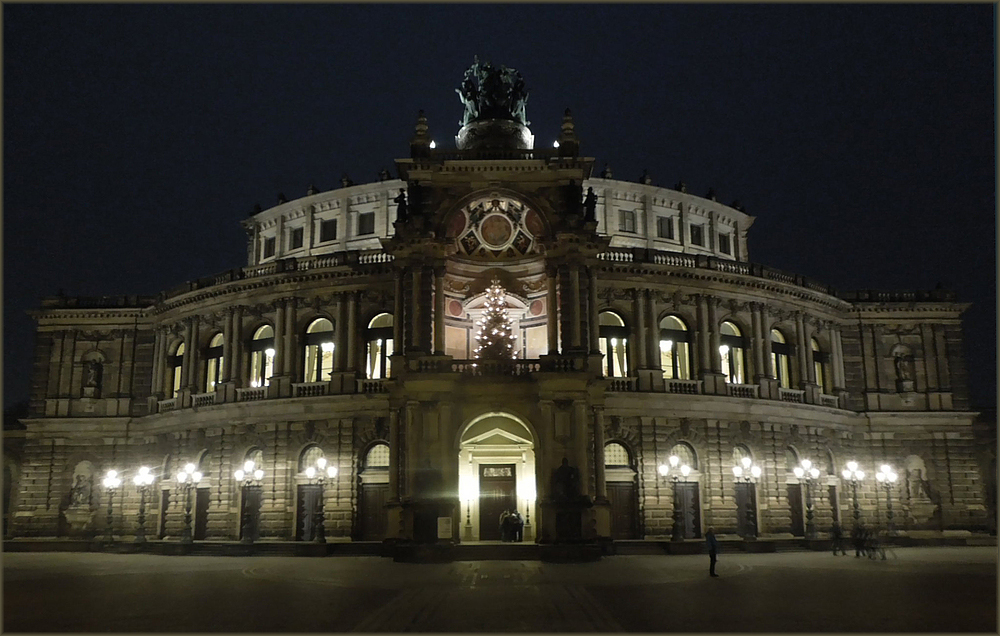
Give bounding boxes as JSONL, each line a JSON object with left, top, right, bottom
{"left": 479, "top": 464, "right": 516, "bottom": 540}
{"left": 675, "top": 482, "right": 701, "bottom": 539}
{"left": 607, "top": 481, "right": 638, "bottom": 539}
{"left": 735, "top": 482, "right": 758, "bottom": 538}
{"left": 194, "top": 488, "right": 210, "bottom": 540}
{"left": 296, "top": 484, "right": 321, "bottom": 541}
{"left": 787, "top": 484, "right": 805, "bottom": 537}
{"left": 358, "top": 483, "right": 389, "bottom": 541}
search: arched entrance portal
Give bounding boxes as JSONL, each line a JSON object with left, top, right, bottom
{"left": 458, "top": 413, "right": 536, "bottom": 542}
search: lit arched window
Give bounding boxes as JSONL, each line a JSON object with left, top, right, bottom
{"left": 170, "top": 342, "right": 185, "bottom": 398}
{"left": 812, "top": 338, "right": 829, "bottom": 393}
{"left": 249, "top": 325, "right": 275, "bottom": 388}
{"left": 771, "top": 328, "right": 791, "bottom": 389}
{"left": 303, "top": 318, "right": 335, "bottom": 383}
{"left": 365, "top": 314, "right": 394, "bottom": 379}
{"left": 364, "top": 443, "right": 390, "bottom": 470}
{"left": 659, "top": 315, "right": 691, "bottom": 380}
{"left": 720, "top": 321, "right": 747, "bottom": 384}
{"left": 298, "top": 444, "right": 324, "bottom": 473}
{"left": 604, "top": 442, "right": 632, "bottom": 467}
{"left": 598, "top": 311, "right": 629, "bottom": 378}
{"left": 204, "top": 333, "right": 224, "bottom": 393}
{"left": 732, "top": 444, "right": 752, "bottom": 467}
{"left": 245, "top": 448, "right": 265, "bottom": 471}
{"left": 668, "top": 442, "right": 698, "bottom": 470}
{"left": 784, "top": 446, "right": 799, "bottom": 473}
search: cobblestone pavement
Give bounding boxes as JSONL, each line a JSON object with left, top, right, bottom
{"left": 3, "top": 547, "right": 995, "bottom": 632}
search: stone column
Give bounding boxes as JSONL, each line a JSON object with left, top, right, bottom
{"left": 388, "top": 407, "right": 400, "bottom": 500}
{"left": 920, "top": 324, "right": 939, "bottom": 391}
{"left": 573, "top": 401, "right": 590, "bottom": 497}
{"left": 634, "top": 290, "right": 647, "bottom": 370}
{"left": 831, "top": 327, "right": 845, "bottom": 390}
{"left": 570, "top": 266, "right": 582, "bottom": 349}
{"left": 751, "top": 303, "right": 766, "bottom": 380}
{"left": 708, "top": 298, "right": 721, "bottom": 373}
{"left": 803, "top": 320, "right": 816, "bottom": 384}
{"left": 346, "top": 292, "right": 358, "bottom": 372}
{"left": 795, "top": 313, "right": 809, "bottom": 388}
{"left": 222, "top": 309, "right": 233, "bottom": 382}
{"left": 588, "top": 268, "right": 600, "bottom": 353}
{"left": 151, "top": 328, "right": 165, "bottom": 397}
{"left": 433, "top": 266, "right": 446, "bottom": 355}
{"left": 393, "top": 269, "right": 404, "bottom": 352}
{"left": 646, "top": 290, "right": 659, "bottom": 370}
{"left": 231, "top": 306, "right": 244, "bottom": 386}
{"left": 593, "top": 407, "right": 607, "bottom": 500}
{"left": 283, "top": 298, "right": 297, "bottom": 378}
{"left": 273, "top": 300, "right": 286, "bottom": 376}
{"left": 404, "top": 401, "right": 420, "bottom": 498}
{"left": 181, "top": 319, "right": 194, "bottom": 389}
{"left": 334, "top": 295, "right": 347, "bottom": 372}
{"left": 696, "top": 295, "right": 710, "bottom": 375}
{"left": 546, "top": 267, "right": 559, "bottom": 354}
{"left": 410, "top": 269, "right": 421, "bottom": 351}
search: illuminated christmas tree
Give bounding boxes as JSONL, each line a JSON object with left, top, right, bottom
{"left": 473, "top": 279, "right": 518, "bottom": 360}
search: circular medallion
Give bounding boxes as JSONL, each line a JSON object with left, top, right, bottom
{"left": 446, "top": 211, "right": 468, "bottom": 239}
{"left": 529, "top": 299, "right": 544, "bottom": 316}
{"left": 525, "top": 209, "right": 545, "bottom": 238}
{"left": 479, "top": 214, "right": 513, "bottom": 247}
{"left": 449, "top": 300, "right": 464, "bottom": 317}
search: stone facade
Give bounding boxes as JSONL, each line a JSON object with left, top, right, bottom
{"left": 8, "top": 95, "right": 991, "bottom": 544}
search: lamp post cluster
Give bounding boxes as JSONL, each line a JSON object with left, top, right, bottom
{"left": 102, "top": 470, "right": 122, "bottom": 543}
{"left": 303, "top": 456, "right": 338, "bottom": 543}
{"left": 658, "top": 455, "right": 691, "bottom": 542}
{"left": 732, "top": 456, "right": 762, "bottom": 539}
{"left": 875, "top": 463, "right": 898, "bottom": 534}
{"left": 132, "top": 467, "right": 155, "bottom": 543}
{"left": 841, "top": 461, "right": 865, "bottom": 523}
{"left": 177, "top": 463, "right": 203, "bottom": 544}
{"left": 793, "top": 459, "right": 821, "bottom": 539}
{"left": 234, "top": 460, "right": 265, "bottom": 544}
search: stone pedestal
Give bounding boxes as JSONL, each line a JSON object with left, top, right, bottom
{"left": 62, "top": 506, "right": 96, "bottom": 536}
{"left": 897, "top": 379, "right": 916, "bottom": 393}
{"left": 757, "top": 376, "right": 779, "bottom": 400}
{"left": 636, "top": 369, "right": 663, "bottom": 392}
{"left": 538, "top": 497, "right": 594, "bottom": 544}
{"left": 700, "top": 372, "right": 729, "bottom": 395}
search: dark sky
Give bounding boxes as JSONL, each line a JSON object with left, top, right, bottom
{"left": 4, "top": 4, "right": 995, "bottom": 409}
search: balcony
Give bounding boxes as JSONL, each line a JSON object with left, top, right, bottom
{"left": 779, "top": 388, "right": 806, "bottom": 403}
{"left": 191, "top": 392, "right": 217, "bottom": 408}
{"left": 293, "top": 382, "right": 328, "bottom": 398}
{"left": 236, "top": 387, "right": 267, "bottom": 402}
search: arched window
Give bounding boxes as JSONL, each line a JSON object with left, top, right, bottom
{"left": 365, "top": 314, "right": 394, "bottom": 379}
{"left": 204, "top": 333, "right": 224, "bottom": 393}
{"left": 812, "top": 338, "right": 829, "bottom": 393}
{"left": 298, "top": 444, "right": 324, "bottom": 473}
{"left": 784, "top": 446, "right": 799, "bottom": 473}
{"left": 719, "top": 321, "right": 747, "bottom": 384}
{"left": 604, "top": 442, "right": 632, "bottom": 468}
{"left": 303, "top": 318, "right": 335, "bottom": 383}
{"left": 732, "top": 445, "right": 752, "bottom": 467}
{"left": 598, "top": 311, "right": 629, "bottom": 378}
{"left": 249, "top": 325, "right": 275, "bottom": 388}
{"left": 825, "top": 448, "right": 836, "bottom": 476}
{"left": 364, "top": 443, "right": 390, "bottom": 470}
{"left": 659, "top": 315, "right": 691, "bottom": 380}
{"left": 771, "top": 328, "right": 791, "bottom": 389}
{"left": 170, "top": 342, "right": 185, "bottom": 398}
{"left": 245, "top": 448, "right": 265, "bottom": 471}
{"left": 668, "top": 442, "right": 698, "bottom": 470}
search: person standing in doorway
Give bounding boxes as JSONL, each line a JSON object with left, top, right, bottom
{"left": 706, "top": 527, "right": 719, "bottom": 577}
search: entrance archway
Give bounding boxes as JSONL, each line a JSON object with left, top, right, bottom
{"left": 458, "top": 412, "right": 536, "bottom": 542}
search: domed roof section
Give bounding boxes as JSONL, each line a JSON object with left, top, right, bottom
{"left": 454, "top": 57, "right": 534, "bottom": 150}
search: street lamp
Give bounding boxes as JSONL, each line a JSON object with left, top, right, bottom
{"left": 132, "top": 466, "right": 155, "bottom": 544}
{"left": 102, "top": 469, "right": 122, "bottom": 543}
{"left": 793, "top": 459, "right": 821, "bottom": 539}
{"left": 658, "top": 455, "right": 691, "bottom": 542}
{"left": 176, "top": 462, "right": 203, "bottom": 544}
{"left": 234, "top": 460, "right": 265, "bottom": 544}
{"left": 304, "top": 456, "right": 338, "bottom": 543}
{"left": 732, "top": 456, "right": 762, "bottom": 539}
{"left": 875, "top": 463, "right": 898, "bottom": 534}
{"left": 841, "top": 461, "right": 866, "bottom": 523}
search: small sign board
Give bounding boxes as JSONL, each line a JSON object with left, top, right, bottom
{"left": 437, "top": 516, "right": 453, "bottom": 539}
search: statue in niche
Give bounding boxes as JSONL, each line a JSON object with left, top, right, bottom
{"left": 551, "top": 457, "right": 580, "bottom": 502}
{"left": 893, "top": 353, "right": 914, "bottom": 381}
{"left": 583, "top": 187, "right": 598, "bottom": 222}
{"left": 84, "top": 360, "right": 102, "bottom": 388}
{"left": 393, "top": 189, "right": 408, "bottom": 223}
{"left": 70, "top": 474, "right": 92, "bottom": 507}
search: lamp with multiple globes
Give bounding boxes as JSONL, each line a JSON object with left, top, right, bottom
{"left": 793, "top": 459, "right": 822, "bottom": 539}
{"left": 841, "top": 461, "right": 866, "bottom": 523}
{"left": 176, "top": 462, "right": 203, "bottom": 544}
{"left": 234, "top": 460, "right": 265, "bottom": 544}
{"left": 875, "top": 463, "right": 899, "bottom": 534}
{"left": 102, "top": 469, "right": 122, "bottom": 543}
{"left": 303, "top": 456, "right": 338, "bottom": 543}
{"left": 657, "top": 455, "right": 692, "bottom": 542}
{"left": 732, "top": 456, "right": 762, "bottom": 538}
{"left": 132, "top": 466, "right": 155, "bottom": 544}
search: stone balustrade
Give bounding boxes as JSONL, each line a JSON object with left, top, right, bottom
{"left": 191, "top": 392, "right": 217, "bottom": 408}
{"left": 779, "top": 388, "right": 806, "bottom": 403}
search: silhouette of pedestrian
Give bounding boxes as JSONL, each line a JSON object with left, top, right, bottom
{"left": 706, "top": 527, "right": 719, "bottom": 577}
{"left": 831, "top": 522, "right": 847, "bottom": 555}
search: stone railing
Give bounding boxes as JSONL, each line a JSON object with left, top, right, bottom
{"left": 651, "top": 253, "right": 697, "bottom": 267}
{"left": 358, "top": 379, "right": 389, "bottom": 394}
{"left": 667, "top": 379, "right": 702, "bottom": 395}
{"left": 819, "top": 393, "right": 840, "bottom": 408}
{"left": 358, "top": 250, "right": 394, "bottom": 265}
{"left": 191, "top": 392, "right": 217, "bottom": 408}
{"left": 452, "top": 359, "right": 541, "bottom": 377}
{"left": 597, "top": 250, "right": 634, "bottom": 263}
{"left": 236, "top": 387, "right": 267, "bottom": 402}
{"left": 779, "top": 388, "right": 806, "bottom": 403}
{"left": 157, "top": 398, "right": 178, "bottom": 412}
{"left": 293, "top": 382, "right": 328, "bottom": 398}
{"left": 607, "top": 377, "right": 638, "bottom": 392}
{"left": 729, "top": 383, "right": 759, "bottom": 399}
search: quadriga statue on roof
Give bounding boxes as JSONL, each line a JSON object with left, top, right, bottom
{"left": 456, "top": 56, "right": 530, "bottom": 127}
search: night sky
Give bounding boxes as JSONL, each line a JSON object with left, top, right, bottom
{"left": 4, "top": 5, "right": 995, "bottom": 410}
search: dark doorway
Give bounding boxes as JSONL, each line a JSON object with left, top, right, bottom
{"left": 788, "top": 483, "right": 805, "bottom": 536}
{"left": 735, "top": 482, "right": 758, "bottom": 538}
{"left": 359, "top": 483, "right": 389, "bottom": 540}
{"left": 158, "top": 490, "right": 169, "bottom": 539}
{"left": 675, "top": 482, "right": 701, "bottom": 539}
{"left": 239, "top": 485, "right": 262, "bottom": 541}
{"left": 479, "top": 464, "right": 516, "bottom": 540}
{"left": 607, "top": 481, "right": 638, "bottom": 539}
{"left": 194, "top": 488, "right": 210, "bottom": 540}
{"left": 296, "top": 484, "right": 321, "bottom": 541}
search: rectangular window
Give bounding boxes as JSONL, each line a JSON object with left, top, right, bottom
{"left": 657, "top": 216, "right": 674, "bottom": 239}
{"left": 718, "top": 233, "right": 731, "bottom": 254}
{"left": 619, "top": 210, "right": 636, "bottom": 233}
{"left": 358, "top": 212, "right": 375, "bottom": 236}
{"left": 690, "top": 224, "right": 704, "bottom": 246}
{"left": 263, "top": 237, "right": 276, "bottom": 258}
{"left": 290, "top": 227, "right": 304, "bottom": 250}
{"left": 319, "top": 219, "right": 337, "bottom": 242}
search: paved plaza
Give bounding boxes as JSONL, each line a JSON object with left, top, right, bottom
{"left": 3, "top": 547, "right": 996, "bottom": 632}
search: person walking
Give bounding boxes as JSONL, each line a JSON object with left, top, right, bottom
{"left": 851, "top": 522, "right": 866, "bottom": 558}
{"left": 705, "top": 527, "right": 719, "bottom": 577}
{"left": 831, "top": 521, "right": 847, "bottom": 555}
{"left": 499, "top": 510, "right": 510, "bottom": 542}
